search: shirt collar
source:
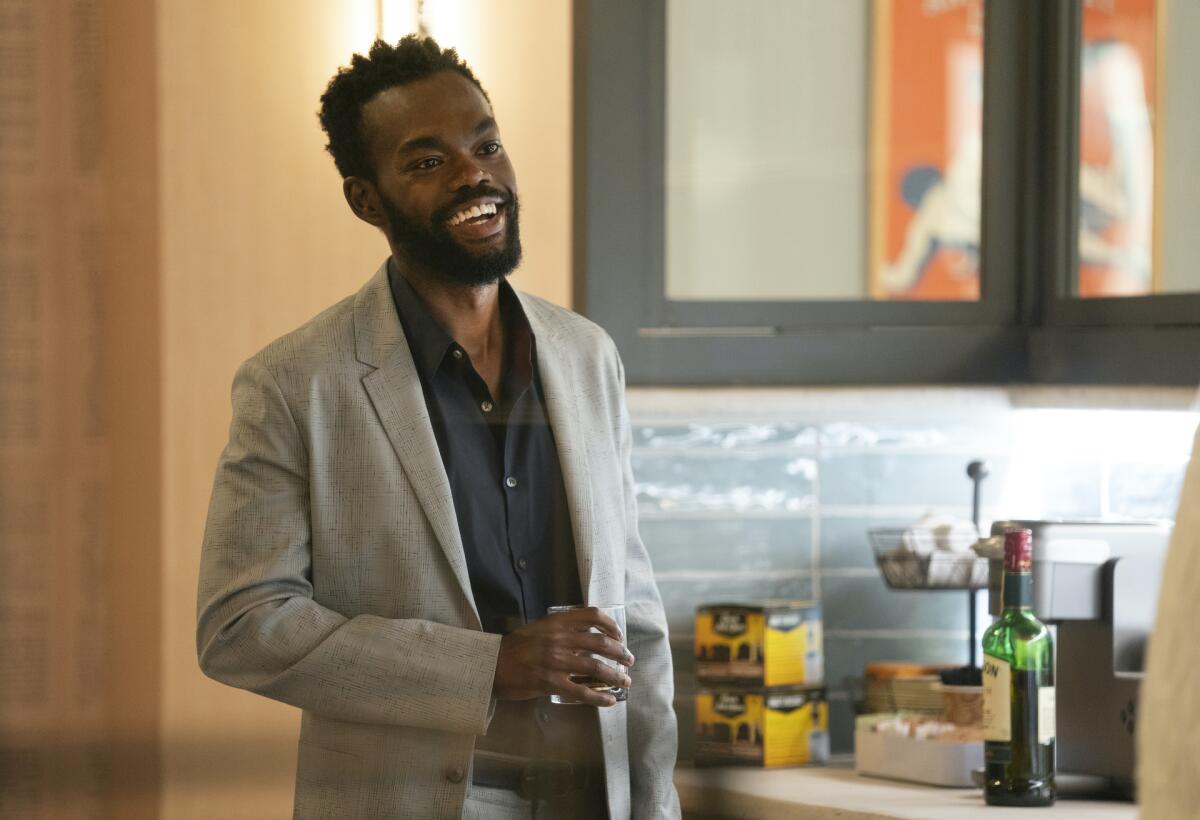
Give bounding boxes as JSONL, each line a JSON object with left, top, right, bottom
{"left": 387, "top": 258, "right": 457, "bottom": 379}
{"left": 502, "top": 282, "right": 537, "bottom": 394}
{"left": 386, "top": 258, "right": 538, "bottom": 383}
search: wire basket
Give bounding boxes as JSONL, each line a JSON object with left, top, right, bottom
{"left": 869, "top": 529, "right": 989, "bottom": 590}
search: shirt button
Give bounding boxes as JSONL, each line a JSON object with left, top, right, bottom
{"left": 517, "top": 557, "right": 528, "bottom": 570}
{"left": 446, "top": 765, "right": 465, "bottom": 783}
{"left": 505, "top": 476, "right": 518, "bottom": 489}
{"left": 481, "top": 400, "right": 494, "bottom": 413}
{"left": 451, "top": 348, "right": 464, "bottom": 360}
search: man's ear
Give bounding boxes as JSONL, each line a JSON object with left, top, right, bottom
{"left": 343, "top": 177, "right": 387, "bottom": 229}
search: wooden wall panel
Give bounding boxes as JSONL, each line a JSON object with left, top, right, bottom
{"left": 103, "top": 0, "right": 163, "bottom": 816}
{"left": 0, "top": 0, "right": 141, "bottom": 816}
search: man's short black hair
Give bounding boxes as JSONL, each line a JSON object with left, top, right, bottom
{"left": 318, "top": 35, "right": 489, "bottom": 181}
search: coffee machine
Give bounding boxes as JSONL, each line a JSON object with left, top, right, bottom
{"left": 986, "top": 519, "right": 1172, "bottom": 796}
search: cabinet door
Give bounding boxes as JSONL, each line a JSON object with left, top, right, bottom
{"left": 577, "top": 0, "right": 1023, "bottom": 385}
{"left": 666, "top": 0, "right": 984, "bottom": 305}
{"left": 577, "top": 0, "right": 1200, "bottom": 385}
{"left": 1068, "top": 0, "right": 1199, "bottom": 300}
{"left": 1037, "top": 0, "right": 1200, "bottom": 384}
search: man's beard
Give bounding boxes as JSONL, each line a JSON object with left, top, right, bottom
{"left": 381, "top": 186, "right": 522, "bottom": 287}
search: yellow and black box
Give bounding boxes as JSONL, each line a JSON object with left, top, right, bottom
{"left": 694, "top": 600, "right": 823, "bottom": 687}
{"left": 694, "top": 686, "right": 830, "bottom": 767}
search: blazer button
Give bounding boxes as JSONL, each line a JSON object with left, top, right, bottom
{"left": 446, "top": 766, "right": 465, "bottom": 784}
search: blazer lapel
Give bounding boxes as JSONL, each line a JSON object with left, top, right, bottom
{"left": 353, "top": 263, "right": 481, "bottom": 628}
{"left": 522, "top": 298, "right": 599, "bottom": 603}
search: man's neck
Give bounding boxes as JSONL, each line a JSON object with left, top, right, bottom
{"left": 394, "top": 259, "right": 505, "bottom": 371}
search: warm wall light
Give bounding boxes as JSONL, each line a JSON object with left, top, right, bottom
{"left": 377, "top": 0, "right": 421, "bottom": 43}
{"left": 421, "top": 1, "right": 479, "bottom": 65}
{"left": 341, "top": 0, "right": 379, "bottom": 55}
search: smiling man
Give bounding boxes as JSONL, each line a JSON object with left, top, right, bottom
{"left": 196, "top": 36, "right": 679, "bottom": 820}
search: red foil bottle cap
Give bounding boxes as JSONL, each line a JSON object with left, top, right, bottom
{"left": 1004, "top": 528, "right": 1034, "bottom": 572}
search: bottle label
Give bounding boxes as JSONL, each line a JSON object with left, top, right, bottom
{"left": 1038, "top": 686, "right": 1056, "bottom": 745}
{"left": 982, "top": 655, "right": 1011, "bottom": 742}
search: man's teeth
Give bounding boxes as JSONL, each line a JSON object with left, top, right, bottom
{"left": 447, "top": 202, "right": 498, "bottom": 227}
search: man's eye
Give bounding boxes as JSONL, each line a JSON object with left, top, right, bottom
{"left": 414, "top": 157, "right": 442, "bottom": 170}
{"left": 480, "top": 142, "right": 501, "bottom": 155}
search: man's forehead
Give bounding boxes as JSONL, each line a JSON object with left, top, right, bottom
{"left": 362, "top": 71, "right": 494, "bottom": 143}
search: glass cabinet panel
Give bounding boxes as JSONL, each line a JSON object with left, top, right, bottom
{"left": 1075, "top": 0, "right": 1200, "bottom": 297}
{"left": 665, "top": 0, "right": 984, "bottom": 302}
{"left": 1156, "top": 0, "right": 1200, "bottom": 294}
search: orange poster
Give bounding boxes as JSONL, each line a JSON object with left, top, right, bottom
{"left": 1078, "top": 0, "right": 1157, "bottom": 297}
{"left": 870, "top": 0, "right": 983, "bottom": 302}
{"left": 870, "top": 0, "right": 1159, "bottom": 302}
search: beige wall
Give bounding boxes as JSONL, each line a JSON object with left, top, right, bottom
{"left": 155, "top": 2, "right": 572, "bottom": 817}
{"left": 422, "top": 0, "right": 574, "bottom": 307}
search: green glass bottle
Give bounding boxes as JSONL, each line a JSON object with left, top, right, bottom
{"left": 981, "top": 528, "right": 1056, "bottom": 806}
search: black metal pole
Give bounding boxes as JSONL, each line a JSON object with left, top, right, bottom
{"left": 969, "top": 591, "right": 977, "bottom": 668}
{"left": 968, "top": 461, "right": 990, "bottom": 669}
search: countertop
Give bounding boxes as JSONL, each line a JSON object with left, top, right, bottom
{"left": 673, "top": 760, "right": 1137, "bottom": 820}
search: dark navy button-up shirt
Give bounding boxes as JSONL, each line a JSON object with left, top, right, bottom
{"left": 387, "top": 262, "right": 584, "bottom": 635}
{"left": 387, "top": 262, "right": 603, "bottom": 774}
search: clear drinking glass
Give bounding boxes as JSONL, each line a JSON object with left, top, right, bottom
{"left": 546, "top": 604, "right": 628, "bottom": 705}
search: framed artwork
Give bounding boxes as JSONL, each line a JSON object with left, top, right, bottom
{"left": 869, "top": 0, "right": 1161, "bottom": 301}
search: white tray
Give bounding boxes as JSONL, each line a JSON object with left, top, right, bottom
{"left": 854, "top": 729, "right": 982, "bottom": 788}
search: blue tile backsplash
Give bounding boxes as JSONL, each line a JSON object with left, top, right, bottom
{"left": 627, "top": 389, "right": 1199, "bottom": 759}
{"left": 633, "top": 451, "right": 817, "bottom": 514}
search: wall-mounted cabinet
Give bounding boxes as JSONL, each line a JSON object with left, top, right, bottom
{"left": 573, "top": 0, "right": 1200, "bottom": 385}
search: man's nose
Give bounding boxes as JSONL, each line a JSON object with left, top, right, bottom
{"left": 448, "top": 155, "right": 490, "bottom": 190}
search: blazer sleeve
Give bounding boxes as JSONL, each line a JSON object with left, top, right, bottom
{"left": 612, "top": 345, "right": 683, "bottom": 819}
{"left": 196, "top": 357, "right": 501, "bottom": 735}
{"left": 1138, "top": 422, "right": 1200, "bottom": 817}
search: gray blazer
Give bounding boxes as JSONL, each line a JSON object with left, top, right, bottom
{"left": 196, "top": 263, "right": 680, "bottom": 819}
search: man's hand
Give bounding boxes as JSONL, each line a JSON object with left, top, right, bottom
{"left": 493, "top": 607, "right": 635, "bottom": 706}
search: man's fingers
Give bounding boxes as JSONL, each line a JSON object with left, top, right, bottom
{"left": 564, "top": 652, "right": 631, "bottom": 690}
{"left": 576, "top": 632, "right": 634, "bottom": 667}
{"left": 552, "top": 608, "right": 624, "bottom": 643}
{"left": 560, "top": 675, "right": 619, "bottom": 707}
{"left": 587, "top": 610, "right": 624, "bottom": 643}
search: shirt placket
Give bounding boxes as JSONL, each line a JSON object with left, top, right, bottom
{"left": 456, "top": 347, "right": 534, "bottom": 625}
{"left": 500, "top": 386, "right": 537, "bottom": 624}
